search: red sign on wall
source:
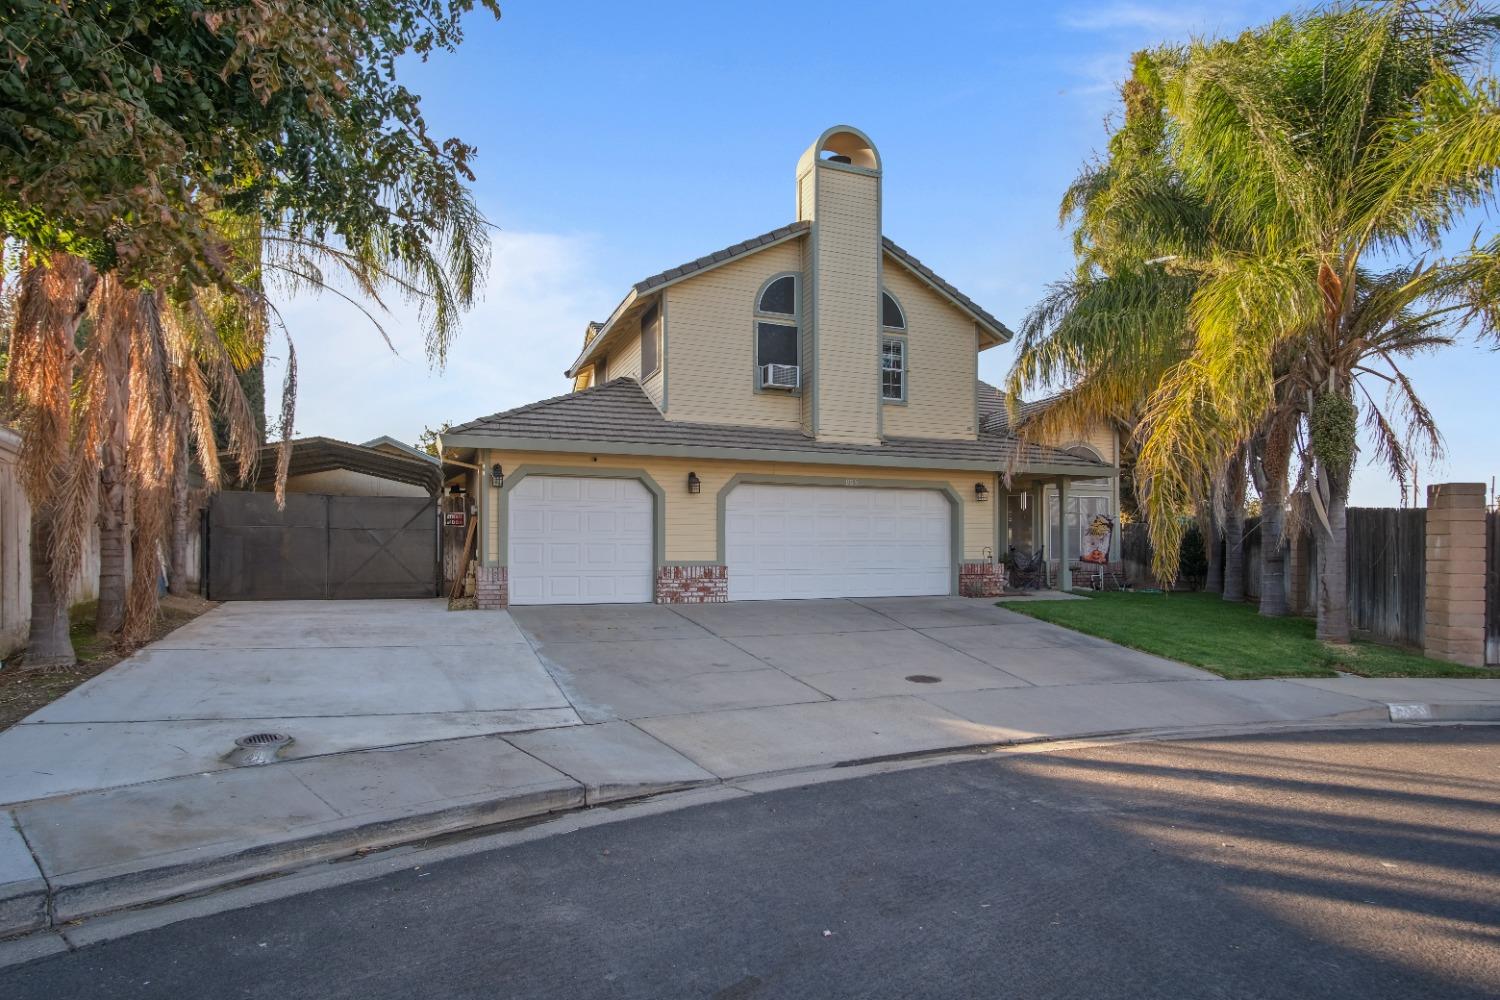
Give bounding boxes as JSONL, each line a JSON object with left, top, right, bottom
{"left": 443, "top": 511, "right": 467, "bottom": 528}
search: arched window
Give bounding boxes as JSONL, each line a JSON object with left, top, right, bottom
{"left": 759, "top": 275, "right": 796, "bottom": 316}
{"left": 880, "top": 289, "right": 907, "bottom": 402}
{"left": 881, "top": 290, "right": 905, "bottom": 331}
{"left": 755, "top": 274, "right": 800, "bottom": 390}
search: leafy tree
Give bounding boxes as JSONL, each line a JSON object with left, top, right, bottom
{"left": 418, "top": 422, "right": 453, "bottom": 459}
{"left": 1, "top": 1, "right": 500, "bottom": 660}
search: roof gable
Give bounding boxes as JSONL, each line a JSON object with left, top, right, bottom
{"left": 567, "top": 222, "right": 1014, "bottom": 377}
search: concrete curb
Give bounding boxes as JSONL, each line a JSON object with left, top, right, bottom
{"left": 3, "top": 711, "right": 1498, "bottom": 947}
{"left": 1387, "top": 702, "right": 1500, "bottom": 722}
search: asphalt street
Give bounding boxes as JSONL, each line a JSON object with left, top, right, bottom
{"left": 4, "top": 726, "right": 1497, "bottom": 999}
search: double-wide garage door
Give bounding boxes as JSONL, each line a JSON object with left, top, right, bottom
{"left": 506, "top": 476, "right": 951, "bottom": 604}
{"left": 725, "top": 483, "right": 950, "bottom": 600}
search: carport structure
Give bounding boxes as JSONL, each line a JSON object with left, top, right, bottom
{"left": 209, "top": 437, "right": 446, "bottom": 601}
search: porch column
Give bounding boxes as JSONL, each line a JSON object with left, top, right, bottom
{"left": 996, "top": 482, "right": 1010, "bottom": 555}
{"left": 1031, "top": 482, "right": 1045, "bottom": 555}
{"left": 1056, "top": 476, "right": 1073, "bottom": 591}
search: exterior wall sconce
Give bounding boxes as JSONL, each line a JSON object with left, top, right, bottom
{"left": 490, "top": 463, "right": 504, "bottom": 488}
{"left": 687, "top": 472, "right": 702, "bottom": 495}
{"left": 974, "top": 483, "right": 990, "bottom": 502}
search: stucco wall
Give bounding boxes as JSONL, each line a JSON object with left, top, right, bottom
{"left": 478, "top": 447, "right": 999, "bottom": 570}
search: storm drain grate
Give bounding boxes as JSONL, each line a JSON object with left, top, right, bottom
{"left": 904, "top": 675, "right": 942, "bottom": 684}
{"left": 228, "top": 732, "right": 293, "bottom": 766}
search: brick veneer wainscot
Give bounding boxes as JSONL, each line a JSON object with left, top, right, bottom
{"left": 656, "top": 564, "right": 728, "bottom": 604}
{"left": 475, "top": 566, "right": 508, "bottom": 610}
{"left": 959, "top": 560, "right": 1005, "bottom": 598}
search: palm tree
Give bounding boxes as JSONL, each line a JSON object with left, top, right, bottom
{"left": 5, "top": 252, "right": 98, "bottom": 665}
{"left": 1134, "top": 1, "right": 1499, "bottom": 641}
{"left": 1014, "top": 2, "right": 1500, "bottom": 640}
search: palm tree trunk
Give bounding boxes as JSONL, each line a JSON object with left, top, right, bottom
{"left": 1203, "top": 496, "right": 1225, "bottom": 594}
{"left": 24, "top": 507, "right": 75, "bottom": 667}
{"left": 1315, "top": 470, "right": 1352, "bottom": 642}
{"left": 1253, "top": 432, "right": 1290, "bottom": 618}
{"left": 168, "top": 441, "right": 192, "bottom": 597}
{"left": 95, "top": 446, "right": 128, "bottom": 635}
{"left": 1222, "top": 456, "right": 1247, "bottom": 603}
{"left": 1258, "top": 476, "right": 1288, "bottom": 617}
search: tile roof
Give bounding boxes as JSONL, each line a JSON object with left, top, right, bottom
{"left": 882, "top": 239, "right": 1013, "bottom": 340}
{"left": 977, "top": 380, "right": 1055, "bottom": 433}
{"left": 570, "top": 222, "right": 1013, "bottom": 376}
{"left": 632, "top": 221, "right": 811, "bottom": 294}
{"left": 445, "top": 378, "right": 1110, "bottom": 472}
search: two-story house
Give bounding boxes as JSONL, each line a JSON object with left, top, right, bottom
{"left": 440, "top": 126, "right": 1119, "bottom": 607}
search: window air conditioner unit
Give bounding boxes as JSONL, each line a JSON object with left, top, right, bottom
{"left": 760, "top": 363, "right": 800, "bottom": 390}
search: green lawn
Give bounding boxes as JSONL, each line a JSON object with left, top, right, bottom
{"left": 1004, "top": 590, "right": 1495, "bottom": 680}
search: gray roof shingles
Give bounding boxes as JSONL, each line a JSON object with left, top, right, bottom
{"left": 628, "top": 223, "right": 1013, "bottom": 340}
{"left": 632, "top": 222, "right": 811, "bottom": 294}
{"left": 977, "top": 380, "right": 1055, "bottom": 433}
{"left": 446, "top": 378, "right": 1108, "bottom": 472}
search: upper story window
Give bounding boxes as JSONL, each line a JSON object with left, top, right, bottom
{"left": 881, "top": 337, "right": 906, "bottom": 401}
{"left": 640, "top": 302, "right": 660, "bottom": 378}
{"left": 759, "top": 275, "right": 796, "bottom": 316}
{"left": 880, "top": 289, "right": 907, "bottom": 401}
{"left": 755, "top": 273, "right": 800, "bottom": 390}
{"left": 881, "top": 290, "right": 906, "bottom": 331}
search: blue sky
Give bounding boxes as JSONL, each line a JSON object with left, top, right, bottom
{"left": 271, "top": 0, "right": 1499, "bottom": 507}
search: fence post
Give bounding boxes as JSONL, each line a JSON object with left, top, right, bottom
{"left": 1424, "top": 483, "right": 1487, "bottom": 667}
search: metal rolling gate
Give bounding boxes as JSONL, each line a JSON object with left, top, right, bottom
{"left": 207, "top": 491, "right": 438, "bottom": 600}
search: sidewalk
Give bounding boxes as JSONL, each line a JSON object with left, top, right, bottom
{"left": 3, "top": 671, "right": 1496, "bottom": 939}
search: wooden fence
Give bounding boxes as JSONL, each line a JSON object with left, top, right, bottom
{"left": 1346, "top": 507, "right": 1426, "bottom": 648}
{"left": 1114, "top": 505, "right": 1429, "bottom": 649}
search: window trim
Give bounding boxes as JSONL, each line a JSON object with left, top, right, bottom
{"left": 881, "top": 289, "right": 907, "bottom": 332}
{"left": 753, "top": 272, "right": 802, "bottom": 396}
{"left": 640, "top": 302, "right": 661, "bottom": 379}
{"left": 880, "top": 334, "right": 907, "bottom": 404}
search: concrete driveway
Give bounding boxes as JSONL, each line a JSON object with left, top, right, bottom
{"left": 0, "top": 600, "right": 580, "bottom": 805}
{"left": 513, "top": 596, "right": 1212, "bottom": 725}
{"left": 508, "top": 596, "right": 1385, "bottom": 777}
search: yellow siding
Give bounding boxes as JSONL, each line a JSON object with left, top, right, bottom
{"left": 480, "top": 449, "right": 998, "bottom": 565}
{"left": 662, "top": 241, "right": 804, "bottom": 429}
{"left": 811, "top": 167, "right": 881, "bottom": 444}
{"left": 879, "top": 261, "right": 978, "bottom": 441}
{"left": 613, "top": 323, "right": 643, "bottom": 382}
{"left": 1040, "top": 419, "right": 1118, "bottom": 466}
{"left": 642, "top": 369, "right": 664, "bottom": 407}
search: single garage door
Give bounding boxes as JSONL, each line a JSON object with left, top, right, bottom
{"left": 725, "top": 483, "right": 951, "bottom": 600}
{"left": 508, "top": 476, "right": 654, "bottom": 605}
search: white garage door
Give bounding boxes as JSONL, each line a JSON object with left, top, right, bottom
{"left": 507, "top": 477, "right": 653, "bottom": 605}
{"left": 725, "top": 484, "right": 951, "bottom": 600}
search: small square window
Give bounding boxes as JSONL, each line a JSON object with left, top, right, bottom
{"left": 881, "top": 338, "right": 905, "bottom": 401}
